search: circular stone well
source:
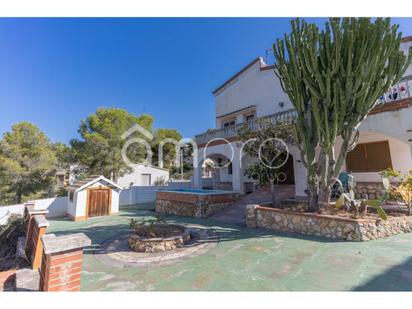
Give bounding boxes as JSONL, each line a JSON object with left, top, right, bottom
{"left": 128, "top": 224, "right": 191, "bottom": 253}
{"left": 94, "top": 226, "right": 218, "bottom": 268}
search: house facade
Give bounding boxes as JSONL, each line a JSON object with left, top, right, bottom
{"left": 193, "top": 36, "right": 412, "bottom": 199}
{"left": 116, "top": 164, "right": 170, "bottom": 189}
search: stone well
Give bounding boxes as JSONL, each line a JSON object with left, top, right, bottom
{"left": 128, "top": 224, "right": 191, "bottom": 253}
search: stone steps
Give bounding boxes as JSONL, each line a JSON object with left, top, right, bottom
{"left": 210, "top": 185, "right": 295, "bottom": 226}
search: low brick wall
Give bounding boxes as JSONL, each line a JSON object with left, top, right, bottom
{"left": 156, "top": 191, "right": 239, "bottom": 218}
{"left": 246, "top": 205, "right": 412, "bottom": 241}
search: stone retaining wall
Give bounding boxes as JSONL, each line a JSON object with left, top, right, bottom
{"left": 354, "top": 182, "right": 400, "bottom": 200}
{"left": 156, "top": 191, "right": 239, "bottom": 218}
{"left": 246, "top": 205, "right": 412, "bottom": 241}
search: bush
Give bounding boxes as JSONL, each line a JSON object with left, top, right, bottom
{"left": 0, "top": 214, "right": 25, "bottom": 264}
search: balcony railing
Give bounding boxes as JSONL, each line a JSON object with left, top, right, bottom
{"left": 195, "top": 108, "right": 297, "bottom": 145}
{"left": 195, "top": 76, "right": 412, "bottom": 145}
{"left": 377, "top": 75, "right": 412, "bottom": 104}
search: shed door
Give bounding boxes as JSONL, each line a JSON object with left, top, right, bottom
{"left": 88, "top": 188, "right": 111, "bottom": 218}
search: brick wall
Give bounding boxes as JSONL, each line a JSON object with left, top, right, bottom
{"left": 23, "top": 204, "right": 49, "bottom": 269}
{"left": 40, "top": 249, "right": 83, "bottom": 291}
{"left": 40, "top": 233, "right": 91, "bottom": 292}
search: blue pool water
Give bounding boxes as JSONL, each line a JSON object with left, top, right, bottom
{"left": 157, "top": 188, "right": 235, "bottom": 195}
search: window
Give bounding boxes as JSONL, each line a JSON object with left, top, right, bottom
{"left": 222, "top": 118, "right": 236, "bottom": 128}
{"left": 228, "top": 162, "right": 233, "bottom": 175}
{"left": 69, "top": 191, "right": 74, "bottom": 202}
{"left": 141, "top": 174, "right": 151, "bottom": 186}
{"left": 346, "top": 141, "right": 392, "bottom": 172}
{"left": 243, "top": 110, "right": 256, "bottom": 122}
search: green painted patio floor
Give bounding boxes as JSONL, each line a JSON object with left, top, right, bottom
{"left": 48, "top": 206, "right": 412, "bottom": 291}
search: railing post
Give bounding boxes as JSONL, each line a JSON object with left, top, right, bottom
{"left": 31, "top": 216, "right": 49, "bottom": 270}
{"left": 24, "top": 203, "right": 49, "bottom": 263}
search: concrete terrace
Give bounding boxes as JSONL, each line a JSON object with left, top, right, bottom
{"left": 47, "top": 206, "right": 412, "bottom": 291}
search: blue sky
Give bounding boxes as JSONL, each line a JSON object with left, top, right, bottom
{"left": 1, "top": 18, "right": 411, "bottom": 144}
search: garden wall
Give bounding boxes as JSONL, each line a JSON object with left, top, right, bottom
{"left": 0, "top": 197, "right": 68, "bottom": 225}
{"left": 1, "top": 182, "right": 193, "bottom": 224}
{"left": 246, "top": 205, "right": 412, "bottom": 241}
{"left": 0, "top": 203, "right": 25, "bottom": 225}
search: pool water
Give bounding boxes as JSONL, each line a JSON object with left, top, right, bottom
{"left": 157, "top": 188, "right": 235, "bottom": 195}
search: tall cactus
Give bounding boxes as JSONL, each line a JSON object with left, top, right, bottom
{"left": 273, "top": 18, "right": 411, "bottom": 211}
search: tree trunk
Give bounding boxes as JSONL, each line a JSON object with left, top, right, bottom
{"left": 270, "top": 179, "right": 279, "bottom": 207}
{"left": 307, "top": 179, "right": 319, "bottom": 212}
{"left": 16, "top": 192, "right": 22, "bottom": 204}
{"left": 318, "top": 184, "right": 331, "bottom": 210}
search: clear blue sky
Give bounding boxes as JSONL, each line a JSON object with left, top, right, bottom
{"left": 1, "top": 18, "right": 411, "bottom": 144}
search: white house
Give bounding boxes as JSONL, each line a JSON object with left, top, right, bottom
{"left": 193, "top": 36, "right": 412, "bottom": 200}
{"left": 66, "top": 175, "right": 122, "bottom": 221}
{"left": 116, "top": 164, "right": 170, "bottom": 189}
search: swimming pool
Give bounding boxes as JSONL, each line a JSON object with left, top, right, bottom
{"left": 156, "top": 188, "right": 236, "bottom": 195}
{"left": 155, "top": 188, "right": 239, "bottom": 218}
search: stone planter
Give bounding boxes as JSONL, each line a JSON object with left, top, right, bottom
{"left": 128, "top": 224, "right": 191, "bottom": 253}
{"left": 246, "top": 204, "right": 412, "bottom": 241}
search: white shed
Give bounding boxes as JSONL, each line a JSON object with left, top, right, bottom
{"left": 66, "top": 175, "right": 122, "bottom": 221}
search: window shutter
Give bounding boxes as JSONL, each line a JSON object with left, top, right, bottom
{"left": 346, "top": 141, "right": 392, "bottom": 172}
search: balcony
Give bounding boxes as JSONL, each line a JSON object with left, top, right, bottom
{"left": 194, "top": 108, "right": 297, "bottom": 145}
{"left": 378, "top": 75, "right": 412, "bottom": 104}
{"left": 195, "top": 76, "right": 412, "bottom": 146}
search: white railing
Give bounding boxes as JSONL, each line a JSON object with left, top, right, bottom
{"left": 195, "top": 108, "right": 297, "bottom": 145}
{"left": 195, "top": 76, "right": 412, "bottom": 145}
{"left": 378, "top": 75, "right": 412, "bottom": 104}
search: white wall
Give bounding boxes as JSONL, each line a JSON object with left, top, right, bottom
{"left": 119, "top": 181, "right": 191, "bottom": 206}
{"left": 0, "top": 197, "right": 68, "bottom": 225}
{"left": 214, "top": 59, "right": 294, "bottom": 128}
{"left": 34, "top": 197, "right": 68, "bottom": 218}
{"left": 214, "top": 41, "right": 412, "bottom": 130}
{"left": 359, "top": 107, "right": 412, "bottom": 151}
{"left": 0, "top": 203, "right": 24, "bottom": 225}
{"left": 116, "top": 164, "right": 170, "bottom": 189}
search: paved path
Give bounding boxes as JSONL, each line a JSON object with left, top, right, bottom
{"left": 47, "top": 207, "right": 412, "bottom": 291}
{"left": 210, "top": 185, "right": 295, "bottom": 226}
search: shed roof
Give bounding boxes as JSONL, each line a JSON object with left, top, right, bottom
{"left": 66, "top": 175, "right": 123, "bottom": 192}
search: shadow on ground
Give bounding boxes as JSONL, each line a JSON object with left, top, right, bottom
{"left": 46, "top": 206, "right": 412, "bottom": 291}
{"left": 353, "top": 257, "right": 412, "bottom": 291}
{"left": 49, "top": 206, "right": 342, "bottom": 257}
